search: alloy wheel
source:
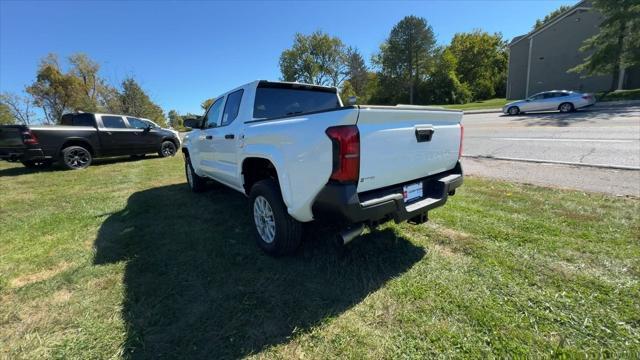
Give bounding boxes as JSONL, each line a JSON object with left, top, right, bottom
{"left": 253, "top": 195, "right": 276, "bottom": 244}
{"left": 162, "top": 142, "right": 176, "bottom": 156}
{"left": 64, "top": 148, "right": 90, "bottom": 169}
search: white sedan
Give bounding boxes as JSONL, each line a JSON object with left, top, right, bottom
{"left": 503, "top": 90, "right": 596, "bottom": 115}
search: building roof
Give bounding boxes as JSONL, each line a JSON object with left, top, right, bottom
{"left": 509, "top": 0, "right": 591, "bottom": 47}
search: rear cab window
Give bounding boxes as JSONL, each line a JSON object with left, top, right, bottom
{"left": 221, "top": 90, "right": 244, "bottom": 126}
{"left": 101, "top": 116, "right": 127, "bottom": 129}
{"left": 253, "top": 82, "right": 340, "bottom": 120}
{"left": 60, "top": 113, "right": 96, "bottom": 127}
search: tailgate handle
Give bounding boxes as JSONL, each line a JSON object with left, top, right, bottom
{"left": 415, "top": 126, "right": 434, "bottom": 142}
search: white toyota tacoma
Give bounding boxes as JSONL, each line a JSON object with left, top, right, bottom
{"left": 182, "top": 80, "right": 464, "bottom": 255}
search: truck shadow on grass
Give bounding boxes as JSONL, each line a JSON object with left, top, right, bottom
{"left": 93, "top": 183, "right": 425, "bottom": 359}
{"left": 0, "top": 155, "right": 161, "bottom": 177}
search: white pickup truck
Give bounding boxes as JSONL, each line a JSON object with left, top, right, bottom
{"left": 182, "top": 80, "right": 463, "bottom": 255}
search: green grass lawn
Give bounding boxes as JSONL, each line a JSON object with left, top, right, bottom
{"left": 439, "top": 98, "right": 509, "bottom": 111}
{"left": 596, "top": 88, "right": 640, "bottom": 102}
{"left": 1, "top": 156, "right": 639, "bottom": 358}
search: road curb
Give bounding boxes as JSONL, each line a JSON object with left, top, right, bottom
{"left": 463, "top": 155, "right": 640, "bottom": 171}
{"left": 463, "top": 109, "right": 503, "bottom": 114}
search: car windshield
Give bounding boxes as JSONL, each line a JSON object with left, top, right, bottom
{"left": 253, "top": 83, "right": 340, "bottom": 119}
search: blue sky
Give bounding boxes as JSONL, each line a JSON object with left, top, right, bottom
{"left": 0, "top": 0, "right": 576, "bottom": 115}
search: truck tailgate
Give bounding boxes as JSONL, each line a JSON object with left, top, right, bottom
{"left": 356, "top": 106, "right": 462, "bottom": 193}
{"left": 0, "top": 126, "right": 25, "bottom": 148}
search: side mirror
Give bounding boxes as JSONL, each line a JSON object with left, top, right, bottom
{"left": 183, "top": 117, "right": 203, "bottom": 129}
{"left": 347, "top": 96, "right": 357, "bottom": 105}
{"left": 143, "top": 124, "right": 151, "bottom": 132}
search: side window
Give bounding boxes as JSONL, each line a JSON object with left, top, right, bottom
{"left": 543, "top": 93, "right": 555, "bottom": 99}
{"left": 102, "top": 116, "right": 127, "bottom": 129}
{"left": 221, "top": 89, "right": 244, "bottom": 126}
{"left": 127, "top": 117, "right": 147, "bottom": 129}
{"left": 203, "top": 98, "right": 224, "bottom": 128}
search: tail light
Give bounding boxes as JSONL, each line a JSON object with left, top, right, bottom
{"left": 22, "top": 129, "right": 39, "bottom": 145}
{"left": 326, "top": 125, "right": 359, "bottom": 183}
{"left": 582, "top": 95, "right": 591, "bottom": 99}
{"left": 458, "top": 123, "right": 464, "bottom": 159}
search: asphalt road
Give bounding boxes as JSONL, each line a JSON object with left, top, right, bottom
{"left": 463, "top": 106, "right": 640, "bottom": 169}
{"left": 462, "top": 106, "right": 640, "bottom": 196}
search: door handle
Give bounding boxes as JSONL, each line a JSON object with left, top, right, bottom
{"left": 205, "top": 135, "right": 213, "bottom": 140}
{"left": 225, "top": 134, "right": 235, "bottom": 139}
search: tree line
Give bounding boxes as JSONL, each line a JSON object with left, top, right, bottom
{"left": 280, "top": 1, "right": 639, "bottom": 105}
{"left": 279, "top": 16, "right": 508, "bottom": 106}
{"left": 3, "top": 2, "right": 636, "bottom": 125}
{"left": 0, "top": 53, "right": 167, "bottom": 126}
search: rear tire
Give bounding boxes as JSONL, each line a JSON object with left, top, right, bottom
{"left": 159, "top": 141, "right": 177, "bottom": 157}
{"left": 185, "top": 155, "right": 207, "bottom": 193}
{"left": 249, "top": 179, "right": 302, "bottom": 256}
{"left": 559, "top": 102, "right": 574, "bottom": 113}
{"left": 508, "top": 106, "right": 520, "bottom": 116}
{"left": 61, "top": 146, "right": 92, "bottom": 170}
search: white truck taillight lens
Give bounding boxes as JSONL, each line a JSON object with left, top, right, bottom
{"left": 326, "top": 125, "right": 359, "bottom": 183}
{"left": 458, "top": 123, "right": 464, "bottom": 159}
{"left": 22, "top": 129, "right": 39, "bottom": 145}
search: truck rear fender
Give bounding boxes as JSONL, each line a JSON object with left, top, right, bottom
{"left": 59, "top": 137, "right": 96, "bottom": 157}
{"left": 242, "top": 107, "right": 359, "bottom": 222}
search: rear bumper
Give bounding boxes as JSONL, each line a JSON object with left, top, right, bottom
{"left": 0, "top": 148, "right": 47, "bottom": 162}
{"left": 312, "top": 162, "right": 463, "bottom": 224}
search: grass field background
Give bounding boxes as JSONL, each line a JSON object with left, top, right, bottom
{"left": 1, "top": 155, "right": 638, "bottom": 358}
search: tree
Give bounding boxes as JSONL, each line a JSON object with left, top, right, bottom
{"left": 534, "top": 5, "right": 572, "bottom": 30}
{"left": 422, "top": 48, "right": 471, "bottom": 104}
{"left": 120, "top": 78, "right": 167, "bottom": 127}
{"left": 448, "top": 30, "right": 508, "bottom": 100}
{"left": 279, "top": 31, "right": 349, "bottom": 87}
{"left": 339, "top": 80, "right": 357, "bottom": 105}
{"left": 0, "top": 92, "right": 35, "bottom": 125}
{"left": 570, "top": 0, "right": 640, "bottom": 91}
{"left": 168, "top": 109, "right": 183, "bottom": 129}
{"left": 0, "top": 103, "right": 14, "bottom": 125}
{"left": 375, "top": 16, "right": 436, "bottom": 104}
{"left": 26, "top": 54, "right": 83, "bottom": 123}
{"left": 68, "top": 53, "right": 100, "bottom": 112}
{"left": 201, "top": 98, "right": 215, "bottom": 111}
{"left": 98, "top": 84, "right": 123, "bottom": 114}
{"left": 346, "top": 48, "right": 368, "bottom": 97}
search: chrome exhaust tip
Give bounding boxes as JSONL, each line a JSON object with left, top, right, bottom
{"left": 339, "top": 223, "right": 365, "bottom": 245}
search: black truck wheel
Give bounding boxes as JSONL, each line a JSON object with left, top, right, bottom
{"left": 61, "top": 146, "right": 92, "bottom": 170}
{"left": 249, "top": 179, "right": 302, "bottom": 256}
{"left": 185, "top": 155, "right": 207, "bottom": 192}
{"left": 159, "top": 141, "right": 177, "bottom": 157}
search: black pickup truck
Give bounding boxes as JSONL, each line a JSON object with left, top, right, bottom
{"left": 0, "top": 113, "right": 180, "bottom": 169}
